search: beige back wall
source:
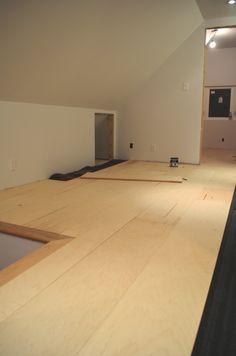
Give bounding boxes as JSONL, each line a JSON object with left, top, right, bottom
{"left": 205, "top": 48, "right": 236, "bottom": 87}
{"left": 117, "top": 27, "right": 205, "bottom": 164}
{"left": 203, "top": 120, "right": 236, "bottom": 150}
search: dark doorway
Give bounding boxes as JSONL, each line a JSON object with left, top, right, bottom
{"left": 208, "top": 88, "right": 231, "bottom": 118}
{"left": 95, "top": 113, "right": 114, "bottom": 161}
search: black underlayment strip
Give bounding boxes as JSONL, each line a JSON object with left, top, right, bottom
{"left": 191, "top": 186, "right": 236, "bottom": 356}
{"left": 49, "top": 160, "right": 126, "bottom": 181}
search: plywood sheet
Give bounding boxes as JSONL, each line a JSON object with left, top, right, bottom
{"left": 81, "top": 160, "right": 185, "bottom": 183}
{"left": 0, "top": 151, "right": 235, "bottom": 355}
{"left": 0, "top": 180, "right": 161, "bottom": 320}
{"left": 77, "top": 200, "right": 229, "bottom": 356}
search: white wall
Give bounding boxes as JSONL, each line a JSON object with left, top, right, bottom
{"left": 203, "top": 120, "right": 236, "bottom": 150}
{"left": 205, "top": 48, "right": 236, "bottom": 87}
{"left": 203, "top": 29, "right": 236, "bottom": 149}
{"left": 0, "top": 101, "right": 97, "bottom": 189}
{"left": 117, "top": 26, "right": 204, "bottom": 164}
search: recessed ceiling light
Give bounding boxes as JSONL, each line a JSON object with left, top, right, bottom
{"left": 227, "top": 0, "right": 236, "bottom": 5}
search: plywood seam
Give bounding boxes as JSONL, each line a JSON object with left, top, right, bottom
{"left": 81, "top": 176, "right": 183, "bottom": 183}
{"left": 0, "top": 187, "right": 165, "bottom": 322}
{"left": 0, "top": 212, "right": 148, "bottom": 322}
{"left": 77, "top": 225, "right": 172, "bottom": 355}
{"left": 25, "top": 205, "right": 69, "bottom": 227}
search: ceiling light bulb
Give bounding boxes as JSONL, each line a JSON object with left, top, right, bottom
{"left": 209, "top": 40, "right": 216, "bottom": 48}
{"left": 227, "top": 0, "right": 236, "bottom": 4}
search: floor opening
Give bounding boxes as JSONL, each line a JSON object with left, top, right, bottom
{"left": 0, "top": 232, "right": 45, "bottom": 269}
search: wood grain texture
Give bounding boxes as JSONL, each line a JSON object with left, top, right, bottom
{"left": 0, "top": 152, "right": 235, "bottom": 356}
{"left": 0, "top": 178, "right": 162, "bottom": 321}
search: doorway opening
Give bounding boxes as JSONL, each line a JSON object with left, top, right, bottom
{"left": 95, "top": 113, "right": 114, "bottom": 162}
{"left": 202, "top": 26, "right": 236, "bottom": 155}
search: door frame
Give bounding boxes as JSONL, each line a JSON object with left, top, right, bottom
{"left": 200, "top": 24, "right": 236, "bottom": 162}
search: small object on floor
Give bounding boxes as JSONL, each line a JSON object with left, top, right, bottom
{"left": 182, "top": 178, "right": 188, "bottom": 181}
{"left": 169, "top": 157, "right": 179, "bottom": 167}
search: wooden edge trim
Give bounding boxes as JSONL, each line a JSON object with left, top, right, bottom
{"left": 0, "top": 221, "right": 72, "bottom": 243}
{"left": 80, "top": 176, "right": 183, "bottom": 184}
{"left": 0, "top": 239, "right": 72, "bottom": 287}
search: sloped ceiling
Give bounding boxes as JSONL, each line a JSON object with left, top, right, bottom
{"left": 0, "top": 0, "right": 203, "bottom": 109}
{"left": 196, "top": 0, "right": 236, "bottom": 19}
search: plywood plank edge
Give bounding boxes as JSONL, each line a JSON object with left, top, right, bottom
{"left": 80, "top": 176, "right": 183, "bottom": 184}
{"left": 0, "top": 221, "right": 72, "bottom": 243}
{"left": 0, "top": 239, "right": 72, "bottom": 287}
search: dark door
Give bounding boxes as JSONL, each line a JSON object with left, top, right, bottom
{"left": 209, "top": 89, "right": 231, "bottom": 117}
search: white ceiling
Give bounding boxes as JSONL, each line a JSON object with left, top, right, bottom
{"left": 196, "top": 0, "right": 236, "bottom": 19}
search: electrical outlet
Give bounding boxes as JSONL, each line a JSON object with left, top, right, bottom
{"left": 129, "top": 143, "right": 134, "bottom": 149}
{"left": 9, "top": 159, "right": 17, "bottom": 171}
{"left": 182, "top": 82, "right": 190, "bottom": 91}
{"left": 150, "top": 144, "right": 157, "bottom": 152}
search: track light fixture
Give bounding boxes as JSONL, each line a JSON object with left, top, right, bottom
{"left": 208, "top": 29, "right": 217, "bottom": 49}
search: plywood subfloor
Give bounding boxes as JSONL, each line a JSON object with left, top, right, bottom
{"left": 81, "top": 160, "right": 184, "bottom": 183}
{"left": 0, "top": 151, "right": 236, "bottom": 355}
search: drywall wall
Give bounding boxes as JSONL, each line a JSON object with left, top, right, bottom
{"left": 203, "top": 27, "right": 236, "bottom": 149}
{"left": 117, "top": 26, "right": 205, "bottom": 164}
{"left": 0, "top": 0, "right": 202, "bottom": 109}
{"left": 205, "top": 48, "right": 236, "bottom": 87}
{"left": 95, "top": 114, "right": 109, "bottom": 160}
{"left": 0, "top": 101, "right": 103, "bottom": 189}
{"left": 203, "top": 120, "right": 236, "bottom": 149}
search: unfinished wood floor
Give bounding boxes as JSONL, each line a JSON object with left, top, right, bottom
{"left": 0, "top": 149, "right": 235, "bottom": 356}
